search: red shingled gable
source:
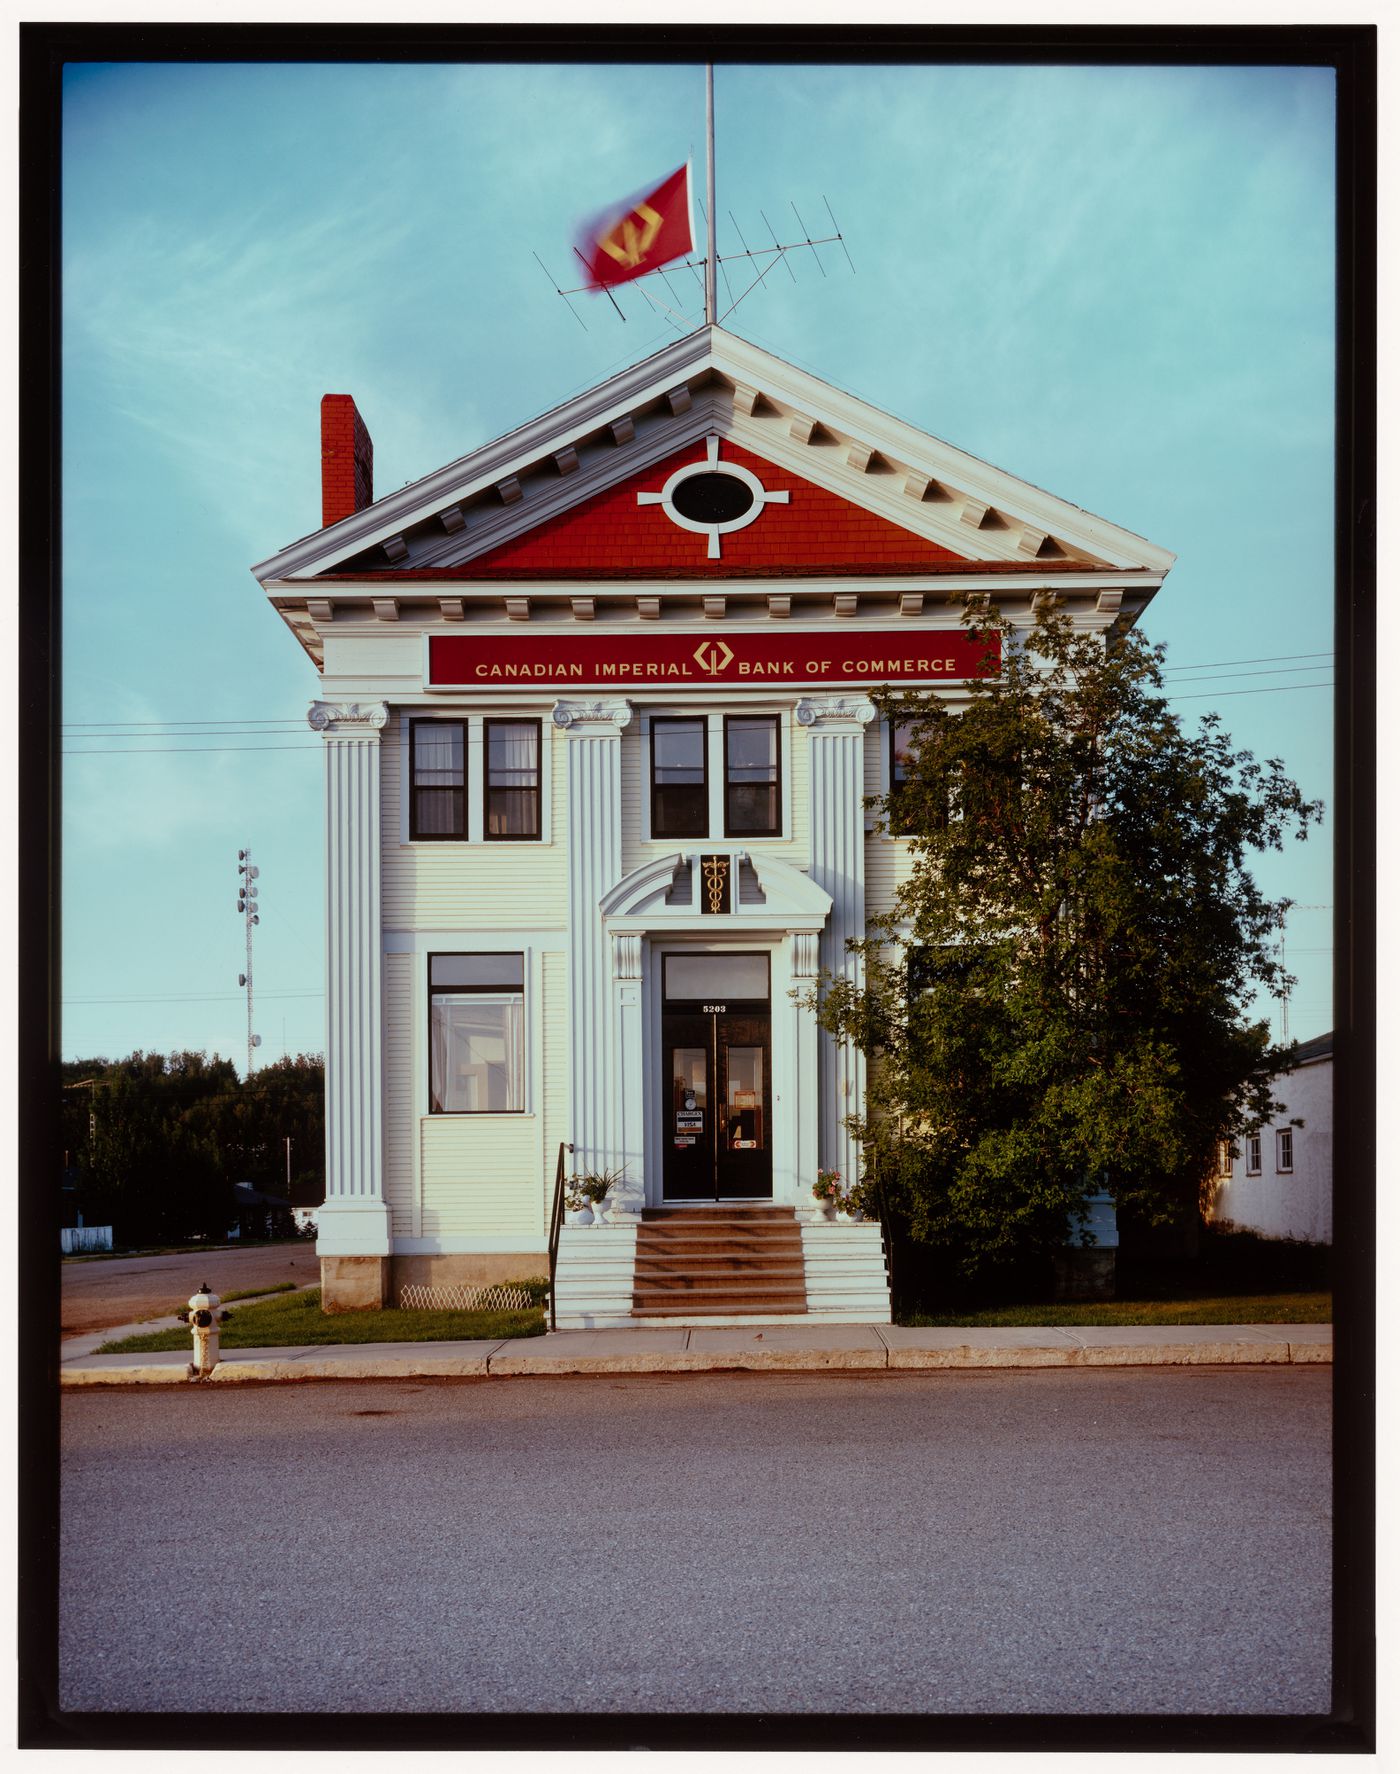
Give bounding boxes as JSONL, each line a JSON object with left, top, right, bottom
{"left": 460, "top": 441, "right": 970, "bottom": 577}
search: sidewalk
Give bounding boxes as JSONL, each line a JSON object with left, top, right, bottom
{"left": 60, "top": 1319, "right": 1332, "bottom": 1385}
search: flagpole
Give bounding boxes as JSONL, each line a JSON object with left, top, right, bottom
{"left": 704, "top": 62, "right": 717, "bottom": 326}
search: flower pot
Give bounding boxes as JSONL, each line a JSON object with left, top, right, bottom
{"left": 592, "top": 1200, "right": 610, "bottom": 1227}
{"left": 811, "top": 1200, "right": 836, "bottom": 1223}
{"left": 835, "top": 1208, "right": 852, "bottom": 1224}
{"left": 566, "top": 1207, "right": 593, "bottom": 1227}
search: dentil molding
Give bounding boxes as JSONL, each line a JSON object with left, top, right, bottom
{"left": 307, "top": 700, "right": 389, "bottom": 734}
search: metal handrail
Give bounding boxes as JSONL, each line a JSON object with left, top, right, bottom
{"left": 547, "top": 1141, "right": 574, "bottom": 1332}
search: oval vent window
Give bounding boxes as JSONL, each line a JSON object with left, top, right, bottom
{"left": 670, "top": 472, "right": 756, "bottom": 525}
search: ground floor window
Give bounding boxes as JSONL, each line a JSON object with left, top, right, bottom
{"left": 429, "top": 953, "right": 525, "bottom": 1112}
{"left": 1276, "top": 1128, "right": 1294, "bottom": 1173}
{"left": 1246, "top": 1132, "right": 1262, "bottom": 1175}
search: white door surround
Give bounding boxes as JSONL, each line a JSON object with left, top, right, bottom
{"left": 600, "top": 849, "right": 830, "bottom": 1216}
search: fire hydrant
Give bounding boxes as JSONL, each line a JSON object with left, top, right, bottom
{"left": 178, "top": 1283, "right": 225, "bottom": 1380}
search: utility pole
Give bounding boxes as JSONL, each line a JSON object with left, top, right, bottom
{"left": 237, "top": 848, "right": 263, "bottom": 1076}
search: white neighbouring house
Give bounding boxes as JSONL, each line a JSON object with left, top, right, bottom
{"left": 1208, "top": 1032, "right": 1333, "bottom": 1246}
{"left": 252, "top": 325, "right": 1174, "bottom": 1323}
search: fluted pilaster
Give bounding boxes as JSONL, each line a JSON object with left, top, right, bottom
{"left": 309, "top": 700, "right": 390, "bottom": 1255}
{"left": 554, "top": 698, "right": 633, "bottom": 1201}
{"left": 798, "top": 695, "right": 875, "bottom": 1189}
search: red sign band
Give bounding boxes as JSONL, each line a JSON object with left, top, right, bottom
{"left": 428, "top": 629, "right": 998, "bottom": 688}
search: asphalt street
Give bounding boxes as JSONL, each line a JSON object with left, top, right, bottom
{"left": 60, "top": 1243, "right": 318, "bottom": 1339}
{"left": 59, "top": 1366, "right": 1331, "bottom": 1718}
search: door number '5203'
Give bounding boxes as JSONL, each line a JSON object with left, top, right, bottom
{"left": 702, "top": 1004, "right": 728, "bottom": 1013}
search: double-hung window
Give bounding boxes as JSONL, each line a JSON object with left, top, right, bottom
{"left": 647, "top": 711, "right": 784, "bottom": 839}
{"left": 724, "top": 715, "right": 780, "bottom": 837}
{"left": 484, "top": 720, "right": 541, "bottom": 840}
{"left": 1276, "top": 1128, "right": 1294, "bottom": 1173}
{"left": 410, "top": 720, "right": 465, "bottom": 839}
{"left": 1246, "top": 1133, "right": 1262, "bottom": 1175}
{"left": 651, "top": 718, "right": 708, "bottom": 837}
{"left": 1217, "top": 1141, "right": 1233, "bottom": 1178}
{"left": 428, "top": 953, "right": 525, "bottom": 1113}
{"left": 889, "top": 716, "right": 951, "bottom": 831}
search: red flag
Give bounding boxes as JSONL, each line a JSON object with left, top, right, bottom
{"left": 576, "top": 164, "right": 695, "bottom": 290}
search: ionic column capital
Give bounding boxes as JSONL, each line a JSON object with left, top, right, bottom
{"left": 308, "top": 700, "right": 389, "bottom": 735}
{"left": 795, "top": 695, "right": 877, "bottom": 732}
{"left": 551, "top": 697, "right": 633, "bottom": 733}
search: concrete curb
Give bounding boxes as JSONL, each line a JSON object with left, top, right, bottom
{"left": 59, "top": 1322, "right": 1333, "bottom": 1386}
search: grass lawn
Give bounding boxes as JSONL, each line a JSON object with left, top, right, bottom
{"left": 97, "top": 1286, "right": 546, "bottom": 1353}
{"left": 900, "top": 1291, "right": 1331, "bottom": 1328}
{"left": 219, "top": 1281, "right": 299, "bottom": 1304}
{"left": 64, "top": 1239, "right": 307, "bottom": 1263}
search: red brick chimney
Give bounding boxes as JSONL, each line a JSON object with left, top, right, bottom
{"left": 320, "top": 394, "right": 374, "bottom": 527}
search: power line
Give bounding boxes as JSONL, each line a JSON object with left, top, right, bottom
{"left": 1161, "top": 664, "right": 1336, "bottom": 686}
{"left": 64, "top": 744, "right": 322, "bottom": 755}
{"left": 63, "top": 990, "right": 323, "bottom": 1005}
{"left": 1159, "top": 650, "right": 1331, "bottom": 673}
{"left": 63, "top": 717, "right": 306, "bottom": 728}
{"left": 1168, "top": 682, "right": 1332, "bottom": 701}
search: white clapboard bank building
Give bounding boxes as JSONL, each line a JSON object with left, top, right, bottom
{"left": 253, "top": 325, "right": 1174, "bottom": 1324}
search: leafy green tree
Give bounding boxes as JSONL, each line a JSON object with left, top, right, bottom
{"left": 816, "top": 608, "right": 1321, "bottom": 1293}
{"left": 77, "top": 1059, "right": 230, "bottom": 1243}
{"left": 194, "top": 1053, "right": 324, "bottom": 1200}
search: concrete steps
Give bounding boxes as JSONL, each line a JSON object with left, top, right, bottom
{"left": 551, "top": 1210, "right": 893, "bottom": 1329}
{"left": 632, "top": 1206, "right": 806, "bottom": 1319}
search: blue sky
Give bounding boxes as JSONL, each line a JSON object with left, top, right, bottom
{"left": 60, "top": 59, "right": 1336, "bottom": 1067}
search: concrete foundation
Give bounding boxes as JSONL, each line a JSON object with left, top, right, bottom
{"left": 390, "top": 1253, "right": 547, "bottom": 1300}
{"left": 320, "top": 1255, "right": 391, "bottom": 1313}
{"left": 1052, "top": 1248, "right": 1117, "bottom": 1301}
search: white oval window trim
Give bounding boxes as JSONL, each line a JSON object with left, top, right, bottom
{"left": 637, "top": 433, "right": 790, "bottom": 559}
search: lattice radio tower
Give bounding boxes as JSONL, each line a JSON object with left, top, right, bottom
{"left": 236, "top": 848, "right": 263, "bottom": 1076}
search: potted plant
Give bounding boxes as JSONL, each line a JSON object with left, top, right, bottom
{"left": 564, "top": 1181, "right": 594, "bottom": 1227}
{"left": 576, "top": 1166, "right": 626, "bottom": 1226}
{"left": 812, "top": 1168, "right": 842, "bottom": 1222}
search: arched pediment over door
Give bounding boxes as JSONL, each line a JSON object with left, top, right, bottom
{"left": 599, "top": 850, "right": 831, "bottom": 1215}
{"left": 599, "top": 847, "right": 831, "bottom": 939}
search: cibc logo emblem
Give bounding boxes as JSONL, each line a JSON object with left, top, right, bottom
{"left": 693, "top": 640, "right": 734, "bottom": 677}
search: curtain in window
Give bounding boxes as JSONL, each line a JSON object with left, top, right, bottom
{"left": 415, "top": 725, "right": 464, "bottom": 835}
{"left": 486, "top": 724, "right": 539, "bottom": 836}
{"left": 430, "top": 993, "right": 524, "bottom": 1111}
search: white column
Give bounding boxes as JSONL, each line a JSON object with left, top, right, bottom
{"left": 789, "top": 929, "right": 822, "bottom": 1213}
{"left": 613, "top": 931, "right": 645, "bottom": 1217}
{"left": 797, "top": 695, "right": 876, "bottom": 1193}
{"left": 553, "top": 698, "right": 633, "bottom": 1205}
{"left": 307, "top": 700, "right": 391, "bottom": 1256}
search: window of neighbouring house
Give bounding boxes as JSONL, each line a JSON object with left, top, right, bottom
{"left": 651, "top": 717, "right": 708, "bottom": 837}
{"left": 725, "top": 715, "right": 780, "bottom": 837}
{"left": 484, "top": 720, "right": 541, "bottom": 840}
{"left": 1277, "top": 1127, "right": 1294, "bottom": 1173}
{"left": 1246, "top": 1133, "right": 1262, "bottom": 1175}
{"left": 410, "top": 720, "right": 465, "bottom": 839}
{"left": 429, "top": 953, "right": 525, "bottom": 1113}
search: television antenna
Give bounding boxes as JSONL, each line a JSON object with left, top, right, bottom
{"left": 533, "top": 64, "right": 855, "bottom": 334}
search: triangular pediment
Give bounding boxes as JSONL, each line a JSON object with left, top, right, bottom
{"left": 252, "top": 326, "right": 1175, "bottom": 584}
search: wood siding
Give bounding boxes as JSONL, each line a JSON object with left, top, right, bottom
{"left": 380, "top": 710, "right": 567, "bottom": 928}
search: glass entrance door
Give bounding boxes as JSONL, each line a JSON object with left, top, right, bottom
{"left": 661, "top": 953, "right": 773, "bottom": 1202}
